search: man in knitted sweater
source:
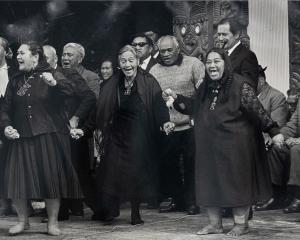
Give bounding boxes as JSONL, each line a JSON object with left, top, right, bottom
{"left": 150, "top": 35, "right": 205, "bottom": 215}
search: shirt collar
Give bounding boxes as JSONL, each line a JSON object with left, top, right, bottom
{"left": 227, "top": 40, "right": 241, "bottom": 56}
{"left": 141, "top": 55, "right": 151, "bottom": 65}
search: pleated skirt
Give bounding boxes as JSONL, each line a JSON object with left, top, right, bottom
{"left": 2, "top": 132, "right": 83, "bottom": 199}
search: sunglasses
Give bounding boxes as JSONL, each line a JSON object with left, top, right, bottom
{"left": 132, "top": 42, "right": 148, "bottom": 47}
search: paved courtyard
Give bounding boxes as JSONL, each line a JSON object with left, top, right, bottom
{"left": 0, "top": 205, "right": 300, "bottom": 240}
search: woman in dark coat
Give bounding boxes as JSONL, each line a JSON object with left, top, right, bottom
{"left": 72, "top": 45, "right": 173, "bottom": 225}
{"left": 0, "top": 42, "right": 82, "bottom": 236}
{"left": 163, "top": 48, "right": 282, "bottom": 236}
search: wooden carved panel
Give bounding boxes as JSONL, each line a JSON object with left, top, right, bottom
{"left": 169, "top": 0, "right": 249, "bottom": 60}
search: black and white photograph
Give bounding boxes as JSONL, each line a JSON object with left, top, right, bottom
{"left": 0, "top": 0, "right": 299, "bottom": 239}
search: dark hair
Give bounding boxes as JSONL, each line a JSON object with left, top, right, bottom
{"left": 201, "top": 48, "right": 233, "bottom": 103}
{"left": 131, "top": 33, "right": 154, "bottom": 47}
{"left": 217, "top": 18, "right": 242, "bottom": 35}
{"left": 100, "top": 58, "right": 115, "bottom": 71}
{"left": 23, "top": 41, "right": 46, "bottom": 64}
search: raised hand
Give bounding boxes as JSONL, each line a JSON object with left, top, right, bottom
{"left": 40, "top": 72, "right": 57, "bottom": 86}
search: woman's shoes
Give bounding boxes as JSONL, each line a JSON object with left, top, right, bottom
{"left": 47, "top": 223, "right": 61, "bottom": 236}
{"left": 8, "top": 222, "right": 30, "bottom": 236}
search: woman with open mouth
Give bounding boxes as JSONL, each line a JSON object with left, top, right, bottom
{"left": 163, "top": 48, "right": 283, "bottom": 237}
{"left": 0, "top": 41, "right": 82, "bottom": 236}
{"left": 71, "top": 45, "right": 174, "bottom": 225}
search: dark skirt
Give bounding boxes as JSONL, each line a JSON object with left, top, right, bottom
{"left": 2, "top": 132, "right": 83, "bottom": 199}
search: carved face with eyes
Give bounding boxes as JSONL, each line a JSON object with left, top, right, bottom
{"left": 173, "top": 19, "right": 208, "bottom": 60}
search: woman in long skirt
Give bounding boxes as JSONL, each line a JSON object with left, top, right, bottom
{"left": 0, "top": 41, "right": 82, "bottom": 236}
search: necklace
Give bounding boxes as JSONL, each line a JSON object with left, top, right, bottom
{"left": 124, "top": 77, "right": 135, "bottom": 95}
{"left": 16, "top": 73, "right": 35, "bottom": 96}
{"left": 209, "top": 89, "right": 219, "bottom": 110}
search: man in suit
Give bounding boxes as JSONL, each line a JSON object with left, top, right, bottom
{"left": 273, "top": 99, "right": 300, "bottom": 214}
{"left": 131, "top": 33, "right": 157, "bottom": 72}
{"left": 144, "top": 30, "right": 160, "bottom": 59}
{"left": 255, "top": 65, "right": 290, "bottom": 211}
{"left": 216, "top": 18, "right": 259, "bottom": 89}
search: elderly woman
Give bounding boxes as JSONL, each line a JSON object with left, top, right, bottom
{"left": 0, "top": 42, "right": 82, "bottom": 236}
{"left": 163, "top": 48, "right": 282, "bottom": 236}
{"left": 72, "top": 45, "right": 173, "bottom": 225}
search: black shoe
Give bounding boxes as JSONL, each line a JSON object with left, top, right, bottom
{"left": 187, "top": 205, "right": 200, "bottom": 215}
{"left": 283, "top": 198, "right": 300, "bottom": 214}
{"left": 254, "top": 198, "right": 285, "bottom": 211}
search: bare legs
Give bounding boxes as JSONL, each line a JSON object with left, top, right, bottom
{"left": 197, "top": 207, "right": 223, "bottom": 235}
{"left": 9, "top": 199, "right": 61, "bottom": 236}
{"left": 197, "top": 206, "right": 250, "bottom": 236}
{"left": 227, "top": 206, "right": 250, "bottom": 236}
{"left": 45, "top": 199, "right": 61, "bottom": 236}
{"left": 8, "top": 199, "right": 29, "bottom": 235}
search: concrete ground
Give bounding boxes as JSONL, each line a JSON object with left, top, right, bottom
{"left": 0, "top": 205, "right": 300, "bottom": 240}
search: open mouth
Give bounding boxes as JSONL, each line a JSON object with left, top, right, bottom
{"left": 62, "top": 62, "right": 70, "bottom": 68}
{"left": 124, "top": 68, "right": 133, "bottom": 73}
{"left": 209, "top": 69, "right": 218, "bottom": 76}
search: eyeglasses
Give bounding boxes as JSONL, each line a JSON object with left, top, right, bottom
{"left": 132, "top": 42, "right": 148, "bottom": 47}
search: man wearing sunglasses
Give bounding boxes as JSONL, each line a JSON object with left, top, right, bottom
{"left": 131, "top": 33, "right": 157, "bottom": 72}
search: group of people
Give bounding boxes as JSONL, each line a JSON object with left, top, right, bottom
{"left": 0, "top": 16, "right": 299, "bottom": 238}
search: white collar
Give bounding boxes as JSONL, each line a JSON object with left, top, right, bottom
{"left": 142, "top": 55, "right": 151, "bottom": 65}
{"left": 227, "top": 41, "right": 241, "bottom": 56}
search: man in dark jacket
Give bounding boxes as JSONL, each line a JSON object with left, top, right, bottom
{"left": 255, "top": 65, "right": 290, "bottom": 211}
{"left": 131, "top": 33, "right": 157, "bottom": 72}
{"left": 216, "top": 18, "right": 259, "bottom": 89}
{"left": 43, "top": 45, "right": 97, "bottom": 220}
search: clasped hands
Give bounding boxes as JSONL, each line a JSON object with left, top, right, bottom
{"left": 162, "top": 88, "right": 177, "bottom": 108}
{"left": 272, "top": 133, "right": 300, "bottom": 148}
{"left": 70, "top": 128, "right": 84, "bottom": 140}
